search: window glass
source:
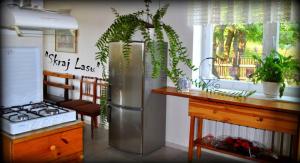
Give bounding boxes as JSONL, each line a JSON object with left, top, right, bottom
{"left": 279, "top": 23, "right": 299, "bottom": 58}
{"left": 212, "top": 24, "right": 263, "bottom": 81}
{"left": 278, "top": 22, "right": 300, "bottom": 86}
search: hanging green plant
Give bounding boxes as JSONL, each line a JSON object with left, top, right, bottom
{"left": 95, "top": 0, "right": 197, "bottom": 89}
{"left": 99, "top": 95, "right": 108, "bottom": 126}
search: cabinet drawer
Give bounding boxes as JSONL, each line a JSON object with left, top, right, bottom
{"left": 189, "top": 99, "right": 299, "bottom": 135}
{"left": 13, "top": 128, "right": 82, "bottom": 162}
{"left": 51, "top": 151, "right": 83, "bottom": 163}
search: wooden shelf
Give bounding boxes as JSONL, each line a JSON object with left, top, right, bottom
{"left": 200, "top": 143, "right": 291, "bottom": 163}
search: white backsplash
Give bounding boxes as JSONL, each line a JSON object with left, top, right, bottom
{"left": 1, "top": 48, "right": 43, "bottom": 107}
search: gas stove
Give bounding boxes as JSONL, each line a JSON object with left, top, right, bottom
{"left": 1, "top": 102, "right": 76, "bottom": 135}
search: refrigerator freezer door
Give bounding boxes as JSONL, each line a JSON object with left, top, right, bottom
{"left": 109, "top": 104, "right": 142, "bottom": 154}
{"left": 109, "top": 42, "right": 144, "bottom": 108}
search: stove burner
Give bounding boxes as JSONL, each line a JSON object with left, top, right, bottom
{"left": 1, "top": 108, "right": 14, "bottom": 115}
{"left": 8, "top": 114, "right": 18, "bottom": 120}
{"left": 17, "top": 114, "right": 29, "bottom": 121}
{"left": 37, "top": 108, "right": 60, "bottom": 116}
{"left": 45, "top": 109, "right": 59, "bottom": 115}
{"left": 7, "top": 113, "right": 31, "bottom": 122}
{"left": 28, "top": 103, "right": 48, "bottom": 111}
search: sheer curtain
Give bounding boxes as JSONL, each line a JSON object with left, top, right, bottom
{"left": 188, "top": 0, "right": 299, "bottom": 25}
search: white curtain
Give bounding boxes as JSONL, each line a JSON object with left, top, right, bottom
{"left": 188, "top": 0, "right": 299, "bottom": 25}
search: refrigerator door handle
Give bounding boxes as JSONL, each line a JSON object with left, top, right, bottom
{"left": 107, "top": 104, "right": 112, "bottom": 123}
{"left": 109, "top": 103, "right": 142, "bottom": 111}
{"left": 108, "top": 83, "right": 112, "bottom": 102}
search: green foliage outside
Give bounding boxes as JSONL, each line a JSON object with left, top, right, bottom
{"left": 278, "top": 23, "right": 300, "bottom": 58}
{"left": 213, "top": 23, "right": 263, "bottom": 59}
{"left": 214, "top": 23, "right": 299, "bottom": 58}
{"left": 213, "top": 22, "right": 300, "bottom": 83}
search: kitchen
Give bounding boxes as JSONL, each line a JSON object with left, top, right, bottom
{"left": 1, "top": 0, "right": 300, "bottom": 163}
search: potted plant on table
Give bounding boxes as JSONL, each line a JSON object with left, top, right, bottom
{"left": 250, "top": 50, "right": 300, "bottom": 98}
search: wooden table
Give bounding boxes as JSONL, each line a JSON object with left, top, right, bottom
{"left": 152, "top": 87, "right": 300, "bottom": 162}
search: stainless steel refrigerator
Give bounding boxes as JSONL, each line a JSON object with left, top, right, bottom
{"left": 108, "top": 41, "right": 167, "bottom": 154}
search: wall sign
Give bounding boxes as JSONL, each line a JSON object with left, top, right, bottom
{"left": 45, "top": 51, "right": 100, "bottom": 72}
{"left": 55, "top": 30, "right": 77, "bottom": 53}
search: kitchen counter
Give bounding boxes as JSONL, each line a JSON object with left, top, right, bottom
{"left": 2, "top": 120, "right": 84, "bottom": 162}
{"left": 2, "top": 120, "right": 83, "bottom": 140}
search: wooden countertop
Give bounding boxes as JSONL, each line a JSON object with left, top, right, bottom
{"left": 152, "top": 87, "right": 300, "bottom": 114}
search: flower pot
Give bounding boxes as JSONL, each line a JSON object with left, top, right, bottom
{"left": 262, "top": 82, "right": 280, "bottom": 98}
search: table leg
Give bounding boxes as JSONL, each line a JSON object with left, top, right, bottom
{"left": 197, "top": 118, "right": 203, "bottom": 159}
{"left": 188, "top": 116, "right": 195, "bottom": 161}
{"left": 291, "top": 120, "right": 300, "bottom": 162}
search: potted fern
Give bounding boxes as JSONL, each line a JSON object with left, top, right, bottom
{"left": 250, "top": 50, "right": 300, "bottom": 98}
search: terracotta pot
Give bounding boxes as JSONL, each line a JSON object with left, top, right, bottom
{"left": 262, "top": 81, "right": 280, "bottom": 98}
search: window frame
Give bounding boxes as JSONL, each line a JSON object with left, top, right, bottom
{"left": 192, "top": 23, "right": 299, "bottom": 98}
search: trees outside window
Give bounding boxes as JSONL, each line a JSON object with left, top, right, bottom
{"left": 212, "top": 24, "right": 263, "bottom": 81}
{"left": 209, "top": 23, "right": 299, "bottom": 86}
{"left": 278, "top": 23, "right": 300, "bottom": 86}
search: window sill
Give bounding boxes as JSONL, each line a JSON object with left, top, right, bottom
{"left": 191, "top": 79, "right": 300, "bottom": 103}
{"left": 249, "top": 92, "right": 300, "bottom": 103}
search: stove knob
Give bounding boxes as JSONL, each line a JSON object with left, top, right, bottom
{"left": 50, "top": 145, "right": 56, "bottom": 151}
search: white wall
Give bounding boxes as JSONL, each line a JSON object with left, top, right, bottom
{"left": 1, "top": 30, "right": 43, "bottom": 48}
{"left": 161, "top": 1, "right": 193, "bottom": 150}
{"left": 43, "top": 0, "right": 193, "bottom": 149}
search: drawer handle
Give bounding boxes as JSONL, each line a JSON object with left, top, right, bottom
{"left": 50, "top": 145, "right": 56, "bottom": 151}
{"left": 257, "top": 117, "right": 263, "bottom": 122}
{"left": 61, "top": 138, "right": 69, "bottom": 144}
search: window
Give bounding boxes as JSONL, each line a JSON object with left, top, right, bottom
{"left": 190, "top": 0, "right": 299, "bottom": 96}
{"left": 193, "top": 22, "right": 299, "bottom": 94}
{"left": 278, "top": 22, "right": 300, "bottom": 86}
{"left": 279, "top": 23, "right": 299, "bottom": 58}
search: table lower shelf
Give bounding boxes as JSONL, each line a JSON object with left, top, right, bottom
{"left": 199, "top": 143, "right": 291, "bottom": 163}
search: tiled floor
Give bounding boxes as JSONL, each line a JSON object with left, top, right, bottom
{"left": 83, "top": 124, "right": 250, "bottom": 163}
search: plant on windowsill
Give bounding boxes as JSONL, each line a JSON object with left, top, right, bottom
{"left": 250, "top": 49, "right": 300, "bottom": 98}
